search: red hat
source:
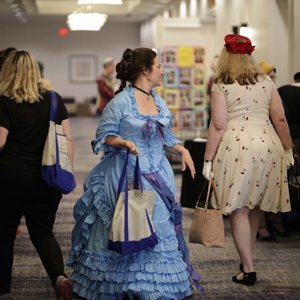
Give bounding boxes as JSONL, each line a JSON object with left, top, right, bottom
{"left": 224, "top": 34, "right": 255, "bottom": 55}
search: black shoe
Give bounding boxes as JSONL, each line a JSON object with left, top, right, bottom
{"left": 271, "top": 222, "right": 291, "bottom": 237}
{"left": 256, "top": 226, "right": 276, "bottom": 241}
{"left": 232, "top": 271, "right": 256, "bottom": 286}
{"left": 239, "top": 263, "right": 243, "bottom": 272}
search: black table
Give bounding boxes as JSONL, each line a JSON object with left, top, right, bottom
{"left": 180, "top": 139, "right": 207, "bottom": 208}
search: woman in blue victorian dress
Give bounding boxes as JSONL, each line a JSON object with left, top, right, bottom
{"left": 67, "top": 48, "right": 202, "bottom": 300}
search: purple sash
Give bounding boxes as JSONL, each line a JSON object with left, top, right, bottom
{"left": 142, "top": 118, "right": 203, "bottom": 291}
{"left": 144, "top": 172, "right": 203, "bottom": 292}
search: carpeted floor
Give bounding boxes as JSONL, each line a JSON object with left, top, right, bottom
{"left": 10, "top": 117, "right": 300, "bottom": 299}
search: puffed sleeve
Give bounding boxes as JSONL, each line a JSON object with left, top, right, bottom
{"left": 211, "top": 83, "right": 223, "bottom": 95}
{"left": 161, "top": 99, "right": 182, "bottom": 147}
{"left": 91, "top": 96, "right": 124, "bottom": 154}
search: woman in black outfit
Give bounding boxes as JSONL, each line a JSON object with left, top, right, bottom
{"left": 0, "top": 50, "right": 73, "bottom": 300}
{"left": 278, "top": 71, "right": 300, "bottom": 153}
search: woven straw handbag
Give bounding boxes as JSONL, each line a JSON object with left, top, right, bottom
{"left": 189, "top": 174, "right": 224, "bottom": 247}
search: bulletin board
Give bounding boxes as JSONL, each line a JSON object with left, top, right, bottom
{"left": 157, "top": 46, "right": 208, "bottom": 132}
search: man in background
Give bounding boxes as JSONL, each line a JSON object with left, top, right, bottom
{"left": 278, "top": 71, "right": 300, "bottom": 153}
{"left": 96, "top": 57, "right": 117, "bottom": 116}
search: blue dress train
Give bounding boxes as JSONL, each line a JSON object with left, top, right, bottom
{"left": 66, "top": 86, "right": 201, "bottom": 299}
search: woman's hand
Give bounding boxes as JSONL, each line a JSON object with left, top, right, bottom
{"left": 123, "top": 140, "right": 139, "bottom": 156}
{"left": 181, "top": 148, "right": 196, "bottom": 179}
{"left": 284, "top": 148, "right": 294, "bottom": 169}
{"left": 202, "top": 160, "right": 212, "bottom": 180}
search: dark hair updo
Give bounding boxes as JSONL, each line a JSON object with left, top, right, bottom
{"left": 115, "top": 48, "right": 157, "bottom": 94}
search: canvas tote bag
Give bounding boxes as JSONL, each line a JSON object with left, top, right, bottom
{"left": 189, "top": 174, "right": 224, "bottom": 247}
{"left": 41, "top": 91, "right": 76, "bottom": 194}
{"left": 108, "top": 151, "right": 158, "bottom": 255}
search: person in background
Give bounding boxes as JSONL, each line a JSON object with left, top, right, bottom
{"left": 0, "top": 47, "right": 21, "bottom": 239}
{"left": 202, "top": 34, "right": 293, "bottom": 286}
{"left": 258, "top": 61, "right": 291, "bottom": 239}
{"left": 37, "top": 60, "right": 54, "bottom": 90}
{"left": 0, "top": 47, "right": 16, "bottom": 73}
{"left": 96, "top": 57, "right": 118, "bottom": 116}
{"left": 278, "top": 71, "right": 300, "bottom": 153}
{"left": 0, "top": 50, "right": 73, "bottom": 300}
{"left": 67, "top": 47, "right": 202, "bottom": 299}
{"left": 278, "top": 71, "right": 300, "bottom": 230}
{"left": 258, "top": 61, "right": 277, "bottom": 82}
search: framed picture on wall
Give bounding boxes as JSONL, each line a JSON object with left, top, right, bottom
{"left": 69, "top": 55, "right": 97, "bottom": 83}
{"left": 162, "top": 46, "right": 178, "bottom": 66}
{"left": 169, "top": 108, "right": 180, "bottom": 132}
{"left": 164, "top": 67, "right": 179, "bottom": 88}
{"left": 193, "top": 109, "right": 207, "bottom": 129}
{"left": 179, "top": 89, "right": 192, "bottom": 109}
{"left": 165, "top": 89, "right": 180, "bottom": 109}
{"left": 193, "top": 66, "right": 205, "bottom": 86}
{"left": 178, "top": 67, "right": 192, "bottom": 88}
{"left": 180, "top": 109, "right": 193, "bottom": 129}
{"left": 193, "top": 47, "right": 206, "bottom": 65}
{"left": 192, "top": 87, "right": 206, "bottom": 108}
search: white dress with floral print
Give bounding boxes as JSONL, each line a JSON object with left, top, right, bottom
{"left": 211, "top": 77, "right": 290, "bottom": 215}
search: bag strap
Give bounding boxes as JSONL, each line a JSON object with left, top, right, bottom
{"left": 116, "top": 150, "right": 130, "bottom": 198}
{"left": 116, "top": 150, "right": 143, "bottom": 198}
{"left": 194, "top": 181, "right": 208, "bottom": 208}
{"left": 116, "top": 150, "right": 147, "bottom": 243}
{"left": 195, "top": 173, "right": 220, "bottom": 209}
{"left": 49, "top": 90, "right": 58, "bottom": 123}
{"left": 133, "top": 155, "right": 144, "bottom": 192}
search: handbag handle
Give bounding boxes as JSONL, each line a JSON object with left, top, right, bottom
{"left": 195, "top": 173, "right": 220, "bottom": 210}
{"left": 117, "top": 149, "right": 143, "bottom": 198}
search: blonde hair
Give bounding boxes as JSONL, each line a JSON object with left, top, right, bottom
{"left": 0, "top": 50, "right": 46, "bottom": 103}
{"left": 214, "top": 48, "right": 265, "bottom": 85}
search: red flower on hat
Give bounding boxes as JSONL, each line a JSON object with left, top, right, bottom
{"left": 224, "top": 34, "right": 255, "bottom": 55}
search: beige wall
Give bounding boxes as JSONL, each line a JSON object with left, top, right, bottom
{"left": 0, "top": 19, "right": 140, "bottom": 102}
{"left": 1, "top": 0, "right": 298, "bottom": 100}
{"left": 215, "top": 0, "right": 293, "bottom": 87}
{"left": 143, "top": 0, "right": 299, "bottom": 87}
{"left": 292, "top": 0, "right": 300, "bottom": 78}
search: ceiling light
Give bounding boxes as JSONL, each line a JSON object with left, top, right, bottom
{"left": 67, "top": 13, "right": 107, "bottom": 31}
{"left": 78, "top": 0, "right": 122, "bottom": 4}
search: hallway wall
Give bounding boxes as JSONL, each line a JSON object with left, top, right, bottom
{"left": 0, "top": 0, "right": 299, "bottom": 102}
{"left": 0, "top": 19, "right": 140, "bottom": 102}
{"left": 215, "top": 0, "right": 293, "bottom": 86}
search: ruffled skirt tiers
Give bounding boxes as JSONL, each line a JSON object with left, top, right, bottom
{"left": 66, "top": 152, "right": 193, "bottom": 299}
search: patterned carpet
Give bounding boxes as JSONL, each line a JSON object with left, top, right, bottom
{"left": 11, "top": 117, "right": 300, "bottom": 299}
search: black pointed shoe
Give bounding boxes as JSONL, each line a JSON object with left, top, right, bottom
{"left": 232, "top": 271, "right": 256, "bottom": 286}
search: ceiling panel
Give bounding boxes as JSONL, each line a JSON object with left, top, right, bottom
{"left": 0, "top": 0, "right": 178, "bottom": 23}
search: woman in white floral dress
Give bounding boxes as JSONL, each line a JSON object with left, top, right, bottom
{"left": 202, "top": 34, "right": 294, "bottom": 286}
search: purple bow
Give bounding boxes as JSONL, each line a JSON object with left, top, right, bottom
{"left": 142, "top": 119, "right": 165, "bottom": 143}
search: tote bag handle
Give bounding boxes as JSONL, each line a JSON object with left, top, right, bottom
{"left": 116, "top": 150, "right": 151, "bottom": 243}
{"left": 117, "top": 149, "right": 143, "bottom": 198}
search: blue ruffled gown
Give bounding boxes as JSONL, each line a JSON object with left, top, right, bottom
{"left": 66, "top": 86, "right": 199, "bottom": 299}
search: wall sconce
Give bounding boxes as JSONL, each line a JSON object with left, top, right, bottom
{"left": 232, "top": 23, "right": 254, "bottom": 39}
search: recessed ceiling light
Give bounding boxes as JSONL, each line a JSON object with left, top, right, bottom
{"left": 78, "top": 0, "right": 122, "bottom": 4}
{"left": 67, "top": 13, "right": 108, "bottom": 31}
